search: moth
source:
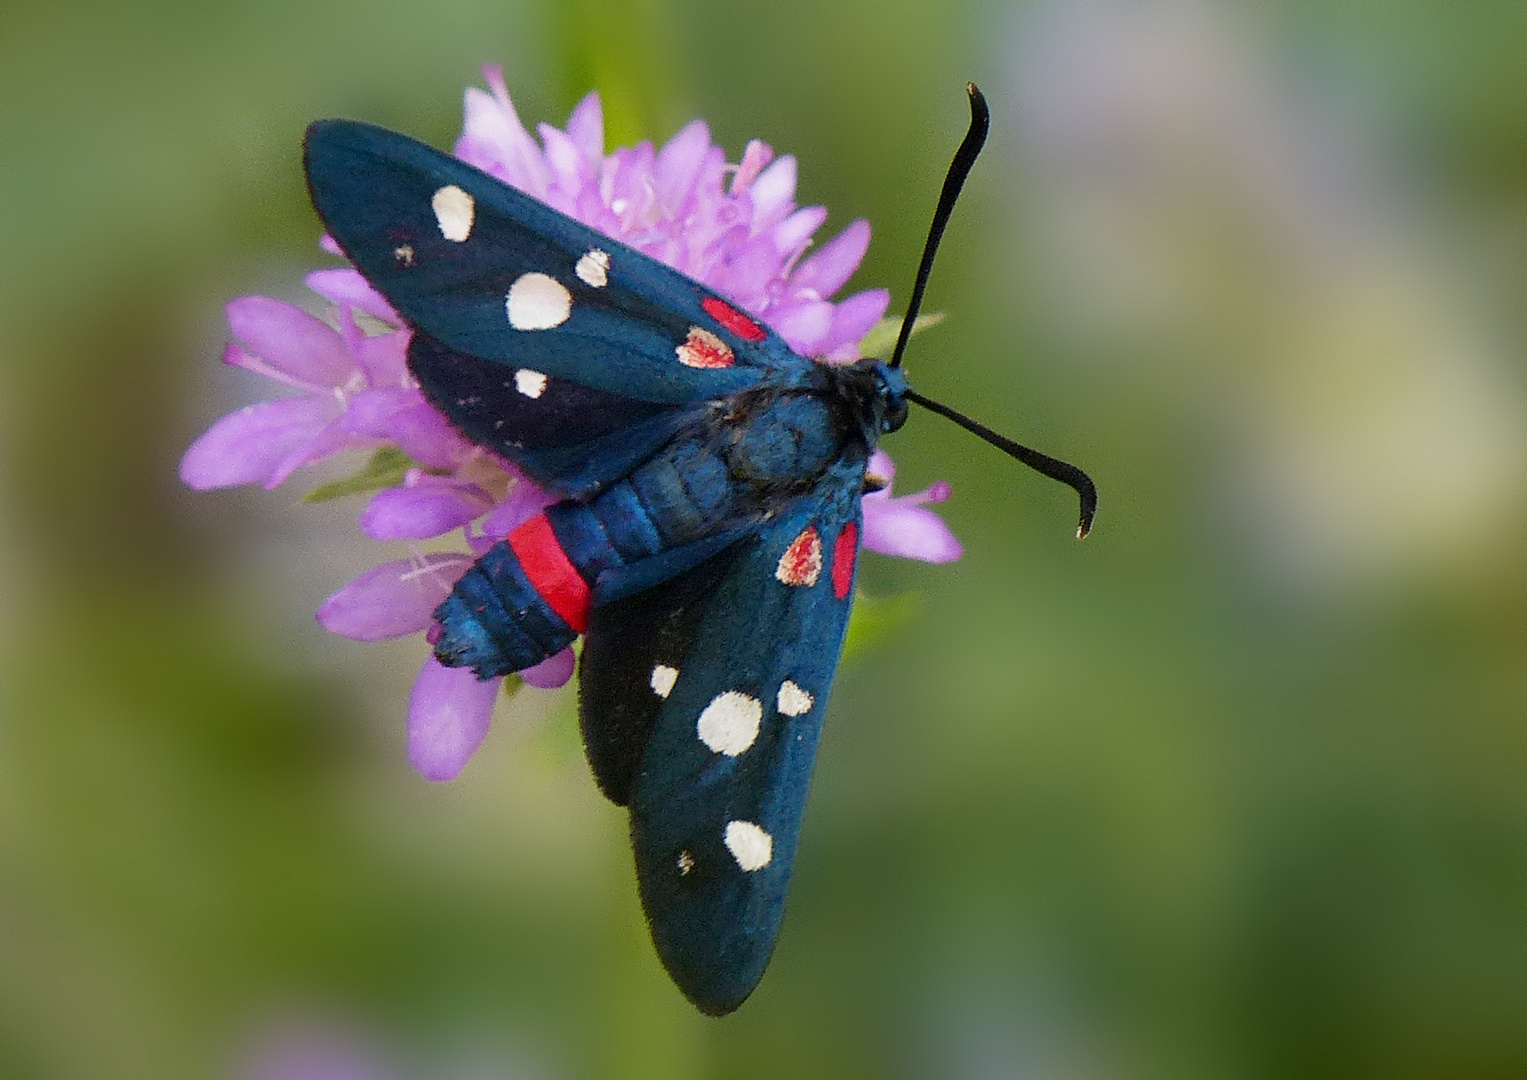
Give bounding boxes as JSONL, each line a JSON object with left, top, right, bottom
{"left": 304, "top": 84, "right": 1096, "bottom": 1015}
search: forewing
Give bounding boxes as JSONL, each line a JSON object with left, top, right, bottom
{"left": 626, "top": 463, "right": 866, "bottom": 1014}
{"left": 305, "top": 120, "right": 803, "bottom": 407}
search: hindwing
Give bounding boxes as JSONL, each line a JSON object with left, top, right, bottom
{"left": 407, "top": 331, "right": 694, "bottom": 496}
{"left": 613, "top": 461, "right": 866, "bottom": 1015}
{"left": 578, "top": 541, "right": 747, "bottom": 805}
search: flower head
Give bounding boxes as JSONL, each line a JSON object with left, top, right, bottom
{"left": 456, "top": 65, "right": 890, "bottom": 363}
{"left": 181, "top": 68, "right": 960, "bottom": 782}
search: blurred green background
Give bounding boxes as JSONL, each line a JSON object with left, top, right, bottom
{"left": 4, "top": 0, "right": 1527, "bottom": 1076}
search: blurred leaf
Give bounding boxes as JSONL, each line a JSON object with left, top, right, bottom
{"left": 857, "top": 312, "right": 944, "bottom": 359}
{"left": 302, "top": 447, "right": 418, "bottom": 503}
{"left": 841, "top": 589, "right": 921, "bottom": 664}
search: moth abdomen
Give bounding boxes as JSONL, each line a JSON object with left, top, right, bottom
{"left": 431, "top": 524, "right": 584, "bottom": 678}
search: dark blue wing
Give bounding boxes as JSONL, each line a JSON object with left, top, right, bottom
{"left": 578, "top": 541, "right": 747, "bottom": 805}
{"left": 304, "top": 120, "right": 808, "bottom": 408}
{"left": 623, "top": 460, "right": 866, "bottom": 1015}
{"left": 407, "top": 331, "right": 694, "bottom": 497}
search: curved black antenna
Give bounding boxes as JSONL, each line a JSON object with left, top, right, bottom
{"left": 905, "top": 389, "right": 1098, "bottom": 539}
{"left": 889, "top": 83, "right": 990, "bottom": 370}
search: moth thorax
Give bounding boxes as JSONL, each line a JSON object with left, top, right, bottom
{"left": 725, "top": 394, "right": 842, "bottom": 484}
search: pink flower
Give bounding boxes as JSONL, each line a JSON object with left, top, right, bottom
{"left": 180, "top": 290, "right": 474, "bottom": 491}
{"left": 182, "top": 68, "right": 961, "bottom": 784}
{"left": 861, "top": 450, "right": 963, "bottom": 562}
{"left": 455, "top": 66, "right": 889, "bottom": 363}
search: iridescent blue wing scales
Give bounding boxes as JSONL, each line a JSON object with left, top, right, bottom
{"left": 578, "top": 541, "right": 747, "bottom": 806}
{"left": 304, "top": 120, "right": 809, "bottom": 408}
{"left": 623, "top": 460, "right": 866, "bottom": 1015}
{"left": 405, "top": 331, "right": 693, "bottom": 497}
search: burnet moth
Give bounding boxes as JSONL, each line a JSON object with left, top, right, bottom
{"left": 303, "top": 84, "right": 1097, "bottom": 1015}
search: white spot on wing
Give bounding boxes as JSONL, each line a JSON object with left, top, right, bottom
{"left": 776, "top": 680, "right": 814, "bottom": 716}
{"left": 431, "top": 185, "right": 475, "bottom": 241}
{"left": 506, "top": 273, "right": 572, "bottom": 330}
{"left": 677, "top": 850, "right": 695, "bottom": 876}
{"left": 724, "top": 820, "right": 773, "bottom": 871}
{"left": 696, "top": 690, "right": 761, "bottom": 756}
{"left": 514, "top": 369, "right": 548, "bottom": 398}
{"left": 576, "top": 248, "right": 610, "bottom": 287}
{"left": 650, "top": 664, "right": 679, "bottom": 699}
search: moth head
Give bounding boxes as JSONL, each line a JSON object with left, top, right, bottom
{"left": 873, "top": 362, "right": 910, "bottom": 436}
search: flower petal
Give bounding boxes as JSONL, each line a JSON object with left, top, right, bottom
{"left": 262, "top": 419, "right": 357, "bottom": 489}
{"left": 408, "top": 657, "right": 501, "bottom": 781}
{"left": 768, "top": 300, "right": 835, "bottom": 355}
{"left": 713, "top": 234, "right": 788, "bottom": 300}
{"left": 520, "top": 646, "right": 575, "bottom": 688}
{"left": 352, "top": 328, "right": 410, "bottom": 386}
{"left": 732, "top": 139, "right": 774, "bottom": 194}
{"left": 770, "top": 206, "right": 828, "bottom": 261}
{"left": 383, "top": 400, "right": 476, "bottom": 471}
{"left": 655, "top": 119, "right": 711, "bottom": 216}
{"left": 817, "top": 288, "right": 891, "bottom": 360}
{"left": 862, "top": 498, "right": 963, "bottom": 563}
{"left": 790, "top": 219, "right": 871, "bottom": 300}
{"left": 305, "top": 268, "right": 401, "bottom": 325}
{"left": 455, "top": 67, "right": 548, "bottom": 196}
{"left": 316, "top": 553, "right": 472, "bottom": 641}
{"left": 866, "top": 448, "right": 896, "bottom": 486}
{"left": 337, "top": 387, "right": 417, "bottom": 440}
{"left": 179, "top": 397, "right": 338, "bottom": 490}
{"left": 565, "top": 91, "right": 605, "bottom": 165}
{"left": 749, "top": 155, "right": 797, "bottom": 234}
{"left": 226, "top": 296, "right": 356, "bottom": 390}
{"left": 540, "top": 122, "right": 596, "bottom": 198}
{"left": 480, "top": 477, "right": 557, "bottom": 538}
{"left": 359, "top": 476, "right": 494, "bottom": 540}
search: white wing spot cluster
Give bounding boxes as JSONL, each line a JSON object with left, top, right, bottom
{"left": 677, "top": 849, "right": 696, "bottom": 876}
{"left": 649, "top": 664, "right": 679, "bottom": 699}
{"left": 514, "top": 369, "right": 548, "bottom": 399}
{"left": 776, "top": 680, "right": 814, "bottom": 717}
{"left": 696, "top": 691, "right": 761, "bottom": 756}
{"left": 506, "top": 273, "right": 572, "bottom": 330}
{"left": 393, "top": 244, "right": 415, "bottom": 267}
{"left": 431, "top": 185, "right": 475, "bottom": 242}
{"left": 724, "top": 820, "right": 773, "bottom": 871}
{"left": 576, "top": 248, "right": 610, "bottom": 287}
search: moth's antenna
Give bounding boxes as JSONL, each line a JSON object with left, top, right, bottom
{"left": 905, "top": 389, "right": 1098, "bottom": 540}
{"left": 889, "top": 82, "right": 990, "bottom": 371}
{"left": 889, "top": 84, "right": 1096, "bottom": 539}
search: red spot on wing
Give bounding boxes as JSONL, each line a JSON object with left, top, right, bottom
{"left": 507, "top": 512, "right": 591, "bottom": 633}
{"left": 775, "top": 526, "right": 822, "bottom": 587}
{"left": 832, "top": 522, "right": 858, "bottom": 600}
{"left": 702, "top": 297, "right": 767, "bottom": 342}
{"left": 676, "top": 327, "right": 735, "bottom": 369}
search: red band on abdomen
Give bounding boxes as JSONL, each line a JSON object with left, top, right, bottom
{"left": 507, "top": 512, "right": 591, "bottom": 633}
